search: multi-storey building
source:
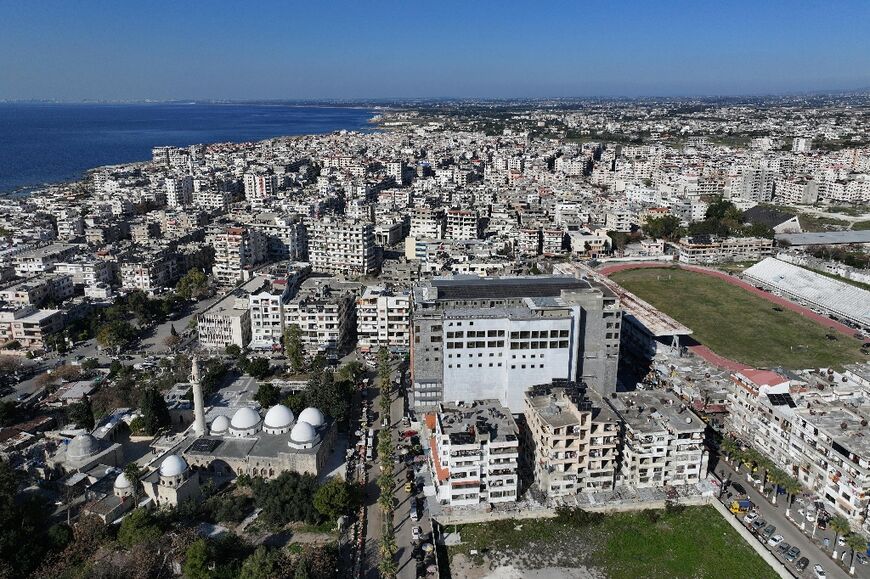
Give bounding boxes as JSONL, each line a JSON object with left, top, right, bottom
{"left": 0, "top": 305, "right": 65, "bottom": 350}
{"left": 523, "top": 380, "right": 620, "bottom": 497}
{"left": 248, "top": 275, "right": 292, "bottom": 351}
{"left": 429, "top": 400, "right": 519, "bottom": 506}
{"left": 608, "top": 390, "right": 709, "bottom": 489}
{"left": 673, "top": 235, "right": 774, "bottom": 265}
{"left": 445, "top": 210, "right": 481, "bottom": 240}
{"left": 12, "top": 244, "right": 79, "bottom": 276}
{"left": 307, "top": 217, "right": 379, "bottom": 276}
{"left": 165, "top": 176, "right": 193, "bottom": 208}
{"left": 356, "top": 285, "right": 410, "bottom": 352}
{"left": 0, "top": 274, "right": 74, "bottom": 307}
{"left": 409, "top": 207, "right": 445, "bottom": 240}
{"left": 283, "top": 278, "right": 358, "bottom": 356}
{"left": 197, "top": 290, "right": 252, "bottom": 350}
{"left": 243, "top": 173, "right": 279, "bottom": 199}
{"left": 411, "top": 276, "right": 622, "bottom": 413}
{"left": 54, "top": 259, "right": 114, "bottom": 287}
{"left": 209, "top": 226, "right": 267, "bottom": 286}
{"left": 246, "top": 213, "right": 308, "bottom": 262}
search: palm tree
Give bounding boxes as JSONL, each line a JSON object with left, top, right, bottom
{"left": 846, "top": 533, "right": 868, "bottom": 575}
{"left": 781, "top": 476, "right": 802, "bottom": 518}
{"left": 766, "top": 468, "right": 782, "bottom": 504}
{"left": 830, "top": 515, "right": 851, "bottom": 559}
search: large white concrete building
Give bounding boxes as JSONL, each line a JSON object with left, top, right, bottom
{"left": 356, "top": 285, "right": 411, "bottom": 352}
{"left": 307, "top": 217, "right": 379, "bottom": 276}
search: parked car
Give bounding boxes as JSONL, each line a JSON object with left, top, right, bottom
{"left": 761, "top": 525, "right": 776, "bottom": 539}
{"left": 744, "top": 512, "right": 759, "bottom": 524}
{"left": 813, "top": 564, "right": 826, "bottom": 579}
{"left": 751, "top": 518, "right": 766, "bottom": 532}
{"left": 767, "top": 535, "right": 784, "bottom": 547}
{"left": 412, "top": 526, "right": 421, "bottom": 541}
{"left": 404, "top": 482, "right": 414, "bottom": 494}
{"left": 795, "top": 557, "right": 809, "bottom": 572}
{"left": 785, "top": 546, "right": 800, "bottom": 562}
{"left": 838, "top": 535, "right": 846, "bottom": 547}
{"left": 777, "top": 542, "right": 790, "bottom": 554}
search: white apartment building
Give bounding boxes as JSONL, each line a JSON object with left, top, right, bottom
{"left": 517, "top": 228, "right": 542, "bottom": 256}
{"left": 247, "top": 213, "right": 308, "bottom": 262}
{"left": 445, "top": 210, "right": 481, "bottom": 240}
{"left": 356, "top": 286, "right": 410, "bottom": 352}
{"left": 248, "top": 275, "right": 292, "bottom": 351}
{"left": 283, "top": 279, "right": 358, "bottom": 356}
{"left": 244, "top": 173, "right": 279, "bottom": 199}
{"left": 307, "top": 217, "right": 379, "bottom": 276}
{"left": 0, "top": 274, "right": 74, "bottom": 307}
{"left": 165, "top": 176, "right": 193, "bottom": 208}
{"left": 410, "top": 208, "right": 445, "bottom": 240}
{"left": 198, "top": 291, "right": 252, "bottom": 350}
{"left": 608, "top": 390, "right": 709, "bottom": 489}
{"left": 523, "top": 381, "right": 620, "bottom": 497}
{"left": 792, "top": 137, "right": 813, "bottom": 153}
{"left": 726, "top": 367, "right": 870, "bottom": 531}
{"left": 12, "top": 244, "right": 79, "bottom": 277}
{"left": 429, "top": 400, "right": 519, "bottom": 507}
{"left": 193, "top": 189, "right": 233, "bottom": 212}
{"left": 209, "top": 226, "right": 268, "bottom": 286}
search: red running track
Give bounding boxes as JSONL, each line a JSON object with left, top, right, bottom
{"left": 598, "top": 261, "right": 859, "bottom": 370}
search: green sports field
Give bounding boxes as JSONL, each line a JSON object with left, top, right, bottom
{"left": 611, "top": 268, "right": 867, "bottom": 369}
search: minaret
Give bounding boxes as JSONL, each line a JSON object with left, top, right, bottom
{"left": 191, "top": 356, "right": 206, "bottom": 437}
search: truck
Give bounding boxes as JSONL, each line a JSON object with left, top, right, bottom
{"left": 730, "top": 499, "right": 753, "bottom": 514}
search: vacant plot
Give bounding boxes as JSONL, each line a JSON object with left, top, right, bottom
{"left": 611, "top": 268, "right": 867, "bottom": 369}
{"left": 448, "top": 506, "right": 777, "bottom": 579}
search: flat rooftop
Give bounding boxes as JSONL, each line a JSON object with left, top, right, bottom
{"left": 431, "top": 275, "right": 591, "bottom": 300}
{"left": 438, "top": 399, "right": 518, "bottom": 445}
{"left": 775, "top": 230, "right": 870, "bottom": 246}
{"left": 611, "top": 390, "right": 705, "bottom": 433}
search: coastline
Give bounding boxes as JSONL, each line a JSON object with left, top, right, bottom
{"left": 0, "top": 103, "right": 380, "bottom": 198}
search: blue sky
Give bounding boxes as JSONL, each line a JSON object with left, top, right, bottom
{"left": 1, "top": 0, "right": 868, "bottom": 100}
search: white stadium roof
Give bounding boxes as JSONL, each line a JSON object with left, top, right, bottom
{"left": 743, "top": 258, "right": 870, "bottom": 328}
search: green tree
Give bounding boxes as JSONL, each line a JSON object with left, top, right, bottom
{"left": 643, "top": 214, "right": 683, "bottom": 240}
{"left": 117, "top": 507, "right": 161, "bottom": 548}
{"left": 140, "top": 387, "right": 171, "bottom": 435}
{"left": 307, "top": 369, "right": 353, "bottom": 424}
{"left": 313, "top": 477, "right": 356, "bottom": 521}
{"left": 830, "top": 515, "right": 851, "bottom": 559}
{"left": 846, "top": 532, "right": 868, "bottom": 575}
{"left": 0, "top": 461, "right": 51, "bottom": 576}
{"left": 239, "top": 546, "right": 279, "bottom": 579}
{"left": 123, "top": 463, "right": 143, "bottom": 506}
{"left": 96, "top": 319, "right": 135, "bottom": 351}
{"left": 283, "top": 324, "right": 304, "bottom": 373}
{"left": 176, "top": 268, "right": 209, "bottom": 300}
{"left": 336, "top": 360, "right": 364, "bottom": 383}
{"left": 254, "top": 382, "right": 282, "bottom": 408}
{"left": 246, "top": 357, "right": 272, "bottom": 379}
{"left": 183, "top": 538, "right": 213, "bottom": 579}
{"left": 251, "top": 471, "right": 321, "bottom": 527}
{"left": 66, "top": 396, "right": 95, "bottom": 430}
{"left": 225, "top": 344, "right": 242, "bottom": 359}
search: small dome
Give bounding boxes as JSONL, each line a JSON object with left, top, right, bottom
{"left": 230, "top": 407, "right": 262, "bottom": 430}
{"left": 290, "top": 421, "right": 317, "bottom": 444}
{"left": 67, "top": 434, "right": 100, "bottom": 459}
{"left": 114, "top": 472, "right": 132, "bottom": 489}
{"left": 159, "top": 455, "right": 188, "bottom": 477}
{"left": 264, "top": 404, "right": 294, "bottom": 429}
{"left": 210, "top": 415, "right": 230, "bottom": 434}
{"left": 298, "top": 407, "right": 325, "bottom": 428}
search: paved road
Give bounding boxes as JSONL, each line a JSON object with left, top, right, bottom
{"left": 717, "top": 459, "right": 860, "bottom": 579}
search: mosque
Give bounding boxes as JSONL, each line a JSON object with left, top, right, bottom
{"left": 138, "top": 357, "right": 336, "bottom": 507}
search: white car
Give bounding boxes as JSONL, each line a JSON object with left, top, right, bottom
{"left": 744, "top": 512, "right": 759, "bottom": 524}
{"left": 837, "top": 535, "right": 846, "bottom": 546}
{"left": 813, "top": 564, "right": 826, "bottom": 579}
{"left": 805, "top": 511, "right": 816, "bottom": 522}
{"left": 767, "top": 534, "right": 784, "bottom": 547}
{"left": 412, "top": 526, "right": 421, "bottom": 541}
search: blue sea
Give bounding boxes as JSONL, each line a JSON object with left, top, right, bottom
{"left": 0, "top": 102, "right": 377, "bottom": 195}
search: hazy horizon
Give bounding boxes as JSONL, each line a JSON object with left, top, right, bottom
{"left": 2, "top": 0, "right": 869, "bottom": 101}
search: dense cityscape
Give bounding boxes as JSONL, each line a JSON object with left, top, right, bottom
{"left": 0, "top": 93, "right": 867, "bottom": 579}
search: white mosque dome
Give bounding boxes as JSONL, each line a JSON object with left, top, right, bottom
{"left": 298, "top": 407, "right": 325, "bottom": 428}
{"left": 264, "top": 404, "right": 294, "bottom": 429}
{"left": 159, "top": 455, "right": 188, "bottom": 477}
{"left": 230, "top": 407, "right": 262, "bottom": 431}
{"left": 114, "top": 472, "right": 132, "bottom": 489}
{"left": 290, "top": 421, "right": 317, "bottom": 444}
{"left": 210, "top": 415, "right": 230, "bottom": 434}
{"left": 67, "top": 434, "right": 100, "bottom": 459}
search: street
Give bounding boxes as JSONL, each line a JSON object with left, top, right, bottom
{"left": 717, "top": 459, "right": 862, "bottom": 579}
